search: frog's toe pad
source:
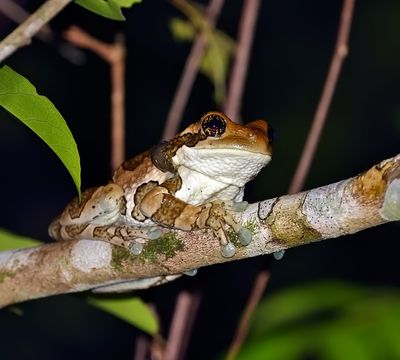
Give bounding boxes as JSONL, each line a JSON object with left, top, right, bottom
{"left": 232, "top": 201, "right": 249, "bottom": 212}
{"left": 273, "top": 250, "right": 285, "bottom": 260}
{"left": 129, "top": 242, "right": 144, "bottom": 255}
{"left": 221, "top": 243, "right": 236, "bottom": 258}
{"left": 238, "top": 227, "right": 252, "bottom": 246}
{"left": 183, "top": 268, "right": 198, "bottom": 276}
{"left": 149, "top": 228, "right": 162, "bottom": 240}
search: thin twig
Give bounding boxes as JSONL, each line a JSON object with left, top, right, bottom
{"left": 164, "top": 291, "right": 201, "bottom": 360}
{"left": 288, "top": 0, "right": 356, "bottom": 194}
{"left": 64, "top": 26, "right": 126, "bottom": 171}
{"left": 163, "top": 1, "right": 224, "bottom": 358}
{"left": 223, "top": 0, "right": 261, "bottom": 122}
{"left": 133, "top": 336, "right": 149, "bottom": 360}
{"left": 0, "top": 0, "right": 53, "bottom": 42}
{"left": 0, "top": 0, "right": 72, "bottom": 63}
{"left": 227, "top": 1, "right": 357, "bottom": 358}
{"left": 227, "top": 271, "right": 270, "bottom": 360}
{"left": 162, "top": 0, "right": 225, "bottom": 140}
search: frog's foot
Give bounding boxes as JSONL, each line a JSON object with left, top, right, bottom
{"left": 232, "top": 201, "right": 249, "bottom": 212}
{"left": 87, "top": 225, "right": 161, "bottom": 253}
{"left": 205, "top": 202, "right": 253, "bottom": 258}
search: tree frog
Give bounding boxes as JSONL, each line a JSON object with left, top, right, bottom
{"left": 49, "top": 112, "right": 273, "bottom": 258}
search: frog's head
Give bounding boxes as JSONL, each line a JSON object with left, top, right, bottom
{"left": 152, "top": 112, "right": 273, "bottom": 186}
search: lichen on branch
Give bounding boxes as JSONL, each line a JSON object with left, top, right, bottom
{"left": 0, "top": 154, "right": 399, "bottom": 308}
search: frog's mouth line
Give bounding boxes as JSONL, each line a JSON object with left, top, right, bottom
{"left": 181, "top": 146, "right": 271, "bottom": 157}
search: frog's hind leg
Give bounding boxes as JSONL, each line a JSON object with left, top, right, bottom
{"left": 49, "top": 184, "right": 153, "bottom": 248}
{"left": 138, "top": 185, "right": 253, "bottom": 258}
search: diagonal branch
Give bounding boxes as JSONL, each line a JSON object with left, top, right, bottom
{"left": 288, "top": 0, "right": 356, "bottom": 194}
{"left": 162, "top": 0, "right": 225, "bottom": 140}
{"left": 0, "top": 154, "right": 399, "bottom": 308}
{"left": 0, "top": 0, "right": 72, "bottom": 63}
{"left": 223, "top": 0, "right": 260, "bottom": 122}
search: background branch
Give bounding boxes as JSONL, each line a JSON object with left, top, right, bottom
{"left": 1, "top": 154, "right": 398, "bottom": 308}
{"left": 162, "top": 0, "right": 225, "bottom": 140}
{"left": 288, "top": 0, "right": 356, "bottom": 194}
{"left": 223, "top": 0, "right": 260, "bottom": 122}
{"left": 227, "top": 271, "right": 270, "bottom": 360}
{"left": 0, "top": 0, "right": 72, "bottom": 63}
{"left": 64, "top": 26, "right": 126, "bottom": 171}
{"left": 229, "top": 1, "right": 357, "bottom": 356}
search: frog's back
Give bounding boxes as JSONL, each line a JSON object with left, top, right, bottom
{"left": 112, "top": 150, "right": 170, "bottom": 190}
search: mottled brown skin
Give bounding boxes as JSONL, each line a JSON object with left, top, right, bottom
{"left": 49, "top": 112, "right": 273, "bottom": 253}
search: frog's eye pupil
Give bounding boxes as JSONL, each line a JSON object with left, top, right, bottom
{"left": 202, "top": 114, "right": 226, "bottom": 137}
{"left": 267, "top": 124, "right": 275, "bottom": 144}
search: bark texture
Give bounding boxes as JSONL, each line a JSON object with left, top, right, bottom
{"left": 0, "top": 154, "right": 399, "bottom": 308}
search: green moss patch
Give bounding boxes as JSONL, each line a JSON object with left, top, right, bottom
{"left": 141, "top": 232, "right": 184, "bottom": 263}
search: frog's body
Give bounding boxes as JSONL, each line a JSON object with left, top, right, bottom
{"left": 49, "top": 112, "right": 273, "bottom": 258}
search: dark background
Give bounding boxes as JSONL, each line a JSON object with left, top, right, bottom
{"left": 0, "top": 0, "right": 399, "bottom": 358}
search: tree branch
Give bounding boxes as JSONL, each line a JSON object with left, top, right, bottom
{"left": 64, "top": 26, "right": 127, "bottom": 172}
{"left": 0, "top": 0, "right": 72, "bottom": 63}
{"left": 162, "top": 0, "right": 225, "bottom": 140}
{"left": 223, "top": 0, "right": 260, "bottom": 121}
{"left": 288, "top": 0, "right": 356, "bottom": 194}
{"left": 1, "top": 154, "right": 399, "bottom": 308}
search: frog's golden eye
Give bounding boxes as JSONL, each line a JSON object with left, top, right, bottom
{"left": 267, "top": 123, "right": 275, "bottom": 144}
{"left": 202, "top": 114, "right": 226, "bottom": 137}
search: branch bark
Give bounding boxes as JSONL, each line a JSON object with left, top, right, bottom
{"left": 0, "top": 0, "right": 72, "bottom": 63}
{"left": 1, "top": 154, "right": 399, "bottom": 308}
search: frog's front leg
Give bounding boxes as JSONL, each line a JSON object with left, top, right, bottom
{"left": 49, "top": 184, "right": 152, "bottom": 248}
{"left": 135, "top": 183, "right": 251, "bottom": 257}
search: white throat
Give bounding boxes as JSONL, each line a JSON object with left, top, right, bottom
{"left": 174, "top": 166, "right": 244, "bottom": 206}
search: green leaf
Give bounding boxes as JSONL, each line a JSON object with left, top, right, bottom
{"left": 0, "top": 66, "right": 81, "bottom": 199}
{"left": 88, "top": 296, "right": 159, "bottom": 335}
{"left": 251, "top": 281, "right": 366, "bottom": 335}
{"left": 74, "top": 0, "right": 141, "bottom": 21}
{"left": 0, "top": 228, "right": 42, "bottom": 251}
{"left": 235, "top": 281, "right": 400, "bottom": 360}
{"left": 169, "top": 16, "right": 235, "bottom": 105}
{"left": 169, "top": 17, "right": 196, "bottom": 41}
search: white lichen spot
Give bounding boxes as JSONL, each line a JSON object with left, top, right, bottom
{"left": 71, "top": 240, "right": 112, "bottom": 272}
{"left": 0, "top": 251, "right": 14, "bottom": 266}
{"left": 303, "top": 181, "right": 346, "bottom": 236}
{"left": 380, "top": 179, "right": 400, "bottom": 220}
{"left": 25, "top": 20, "right": 45, "bottom": 37}
{"left": 257, "top": 199, "right": 276, "bottom": 219}
{"left": 11, "top": 250, "right": 33, "bottom": 270}
{"left": 61, "top": 269, "right": 73, "bottom": 282}
{"left": 0, "top": 45, "right": 15, "bottom": 60}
